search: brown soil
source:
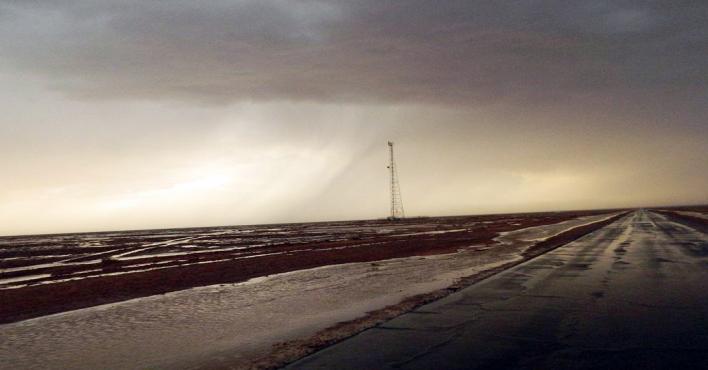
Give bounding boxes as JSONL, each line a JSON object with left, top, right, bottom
{"left": 0, "top": 210, "right": 618, "bottom": 324}
{"left": 654, "top": 209, "right": 708, "bottom": 234}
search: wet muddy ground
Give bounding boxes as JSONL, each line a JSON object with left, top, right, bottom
{"left": 0, "top": 213, "right": 621, "bottom": 370}
{"left": 0, "top": 210, "right": 612, "bottom": 323}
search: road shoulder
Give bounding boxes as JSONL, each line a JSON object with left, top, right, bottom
{"left": 249, "top": 212, "right": 628, "bottom": 370}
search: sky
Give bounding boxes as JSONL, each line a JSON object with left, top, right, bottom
{"left": 0, "top": 1, "right": 706, "bottom": 235}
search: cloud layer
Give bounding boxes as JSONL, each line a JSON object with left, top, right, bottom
{"left": 0, "top": 1, "right": 706, "bottom": 235}
{"left": 2, "top": 1, "right": 706, "bottom": 105}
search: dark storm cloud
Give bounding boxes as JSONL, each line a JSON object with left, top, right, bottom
{"left": 0, "top": 0, "right": 707, "bottom": 105}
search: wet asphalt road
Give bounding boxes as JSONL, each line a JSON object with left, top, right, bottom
{"left": 286, "top": 210, "right": 708, "bottom": 370}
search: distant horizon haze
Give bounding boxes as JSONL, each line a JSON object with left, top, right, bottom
{"left": 0, "top": 203, "right": 703, "bottom": 238}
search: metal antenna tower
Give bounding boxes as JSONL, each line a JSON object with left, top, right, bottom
{"left": 387, "top": 141, "right": 405, "bottom": 220}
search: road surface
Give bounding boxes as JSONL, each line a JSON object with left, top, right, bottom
{"left": 286, "top": 210, "right": 708, "bottom": 370}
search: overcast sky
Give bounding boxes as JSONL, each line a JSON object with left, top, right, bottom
{"left": 1, "top": 1, "right": 706, "bottom": 235}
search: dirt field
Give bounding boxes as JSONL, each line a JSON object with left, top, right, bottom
{"left": 1, "top": 210, "right": 618, "bottom": 323}
{"left": 653, "top": 205, "right": 708, "bottom": 233}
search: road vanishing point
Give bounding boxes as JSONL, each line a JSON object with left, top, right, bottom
{"left": 286, "top": 210, "right": 708, "bottom": 370}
